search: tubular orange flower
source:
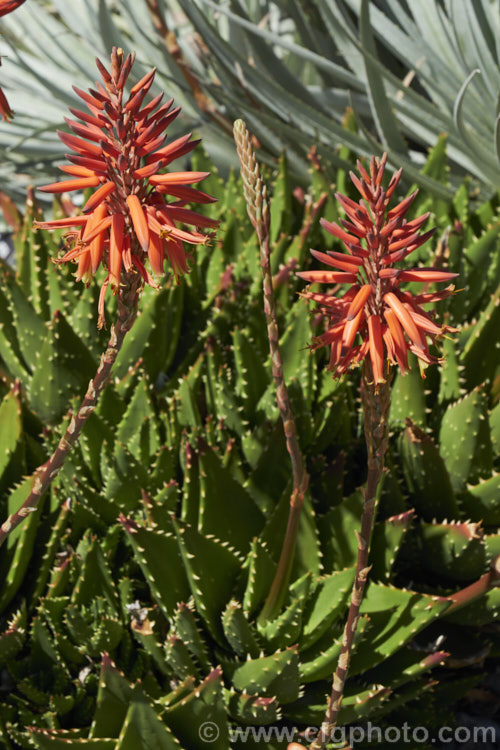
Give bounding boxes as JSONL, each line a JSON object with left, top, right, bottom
{"left": 299, "top": 154, "right": 458, "bottom": 383}
{"left": 34, "top": 47, "right": 217, "bottom": 326}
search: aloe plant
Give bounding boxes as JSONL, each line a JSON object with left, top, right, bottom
{"left": 0, "top": 135, "right": 499, "bottom": 747}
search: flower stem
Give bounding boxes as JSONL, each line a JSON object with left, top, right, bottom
{"left": 233, "top": 119, "right": 308, "bottom": 622}
{"left": 0, "top": 272, "right": 142, "bottom": 547}
{"left": 310, "top": 370, "right": 392, "bottom": 750}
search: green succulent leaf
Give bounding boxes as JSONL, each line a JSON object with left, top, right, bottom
{"left": 197, "top": 442, "right": 265, "bottom": 553}
{"left": 0, "top": 384, "right": 24, "bottom": 494}
{"left": 222, "top": 600, "right": 261, "bottom": 660}
{"left": 370, "top": 510, "right": 415, "bottom": 582}
{"left": 122, "top": 519, "right": 190, "bottom": 620}
{"left": 0, "top": 476, "right": 46, "bottom": 613}
{"left": 29, "top": 310, "right": 96, "bottom": 424}
{"left": 115, "top": 699, "right": 181, "bottom": 750}
{"left": 419, "top": 521, "right": 486, "bottom": 582}
{"left": 389, "top": 364, "right": 427, "bottom": 428}
{"left": 30, "top": 734, "right": 115, "bottom": 749}
{"left": 227, "top": 688, "right": 279, "bottom": 726}
{"left": 351, "top": 584, "right": 450, "bottom": 673}
{"left": 172, "top": 517, "right": 242, "bottom": 644}
{"left": 399, "top": 421, "right": 458, "bottom": 521}
{"left": 162, "top": 669, "right": 229, "bottom": 750}
{"left": 241, "top": 539, "right": 277, "bottom": 619}
{"left": 439, "top": 386, "right": 493, "bottom": 491}
{"left": 299, "top": 566, "right": 355, "bottom": 650}
{"left": 230, "top": 647, "right": 300, "bottom": 704}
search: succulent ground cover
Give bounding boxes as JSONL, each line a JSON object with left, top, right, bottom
{"left": 0, "top": 127, "right": 499, "bottom": 747}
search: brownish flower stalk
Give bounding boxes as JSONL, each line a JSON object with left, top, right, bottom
{"left": 0, "top": 47, "right": 216, "bottom": 548}
{"left": 308, "top": 370, "right": 392, "bottom": 750}
{"left": 299, "top": 155, "right": 457, "bottom": 749}
{"left": 234, "top": 119, "right": 308, "bottom": 621}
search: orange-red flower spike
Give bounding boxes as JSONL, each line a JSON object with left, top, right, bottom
{"left": 36, "top": 47, "right": 218, "bottom": 320}
{"left": 298, "top": 153, "right": 457, "bottom": 381}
